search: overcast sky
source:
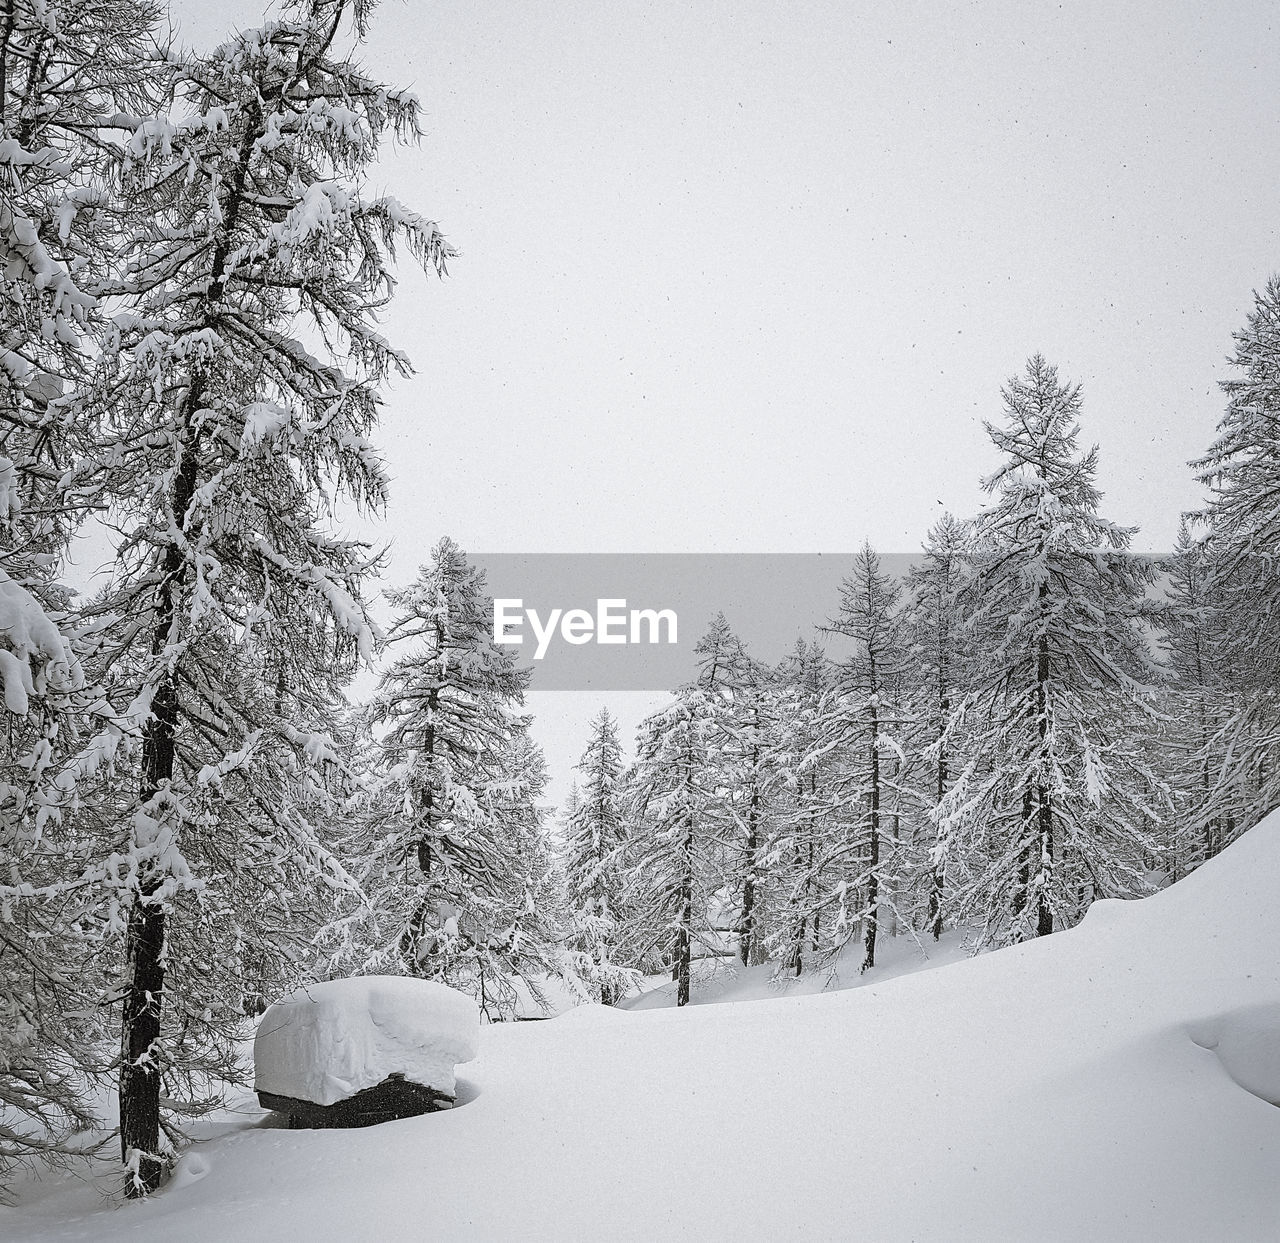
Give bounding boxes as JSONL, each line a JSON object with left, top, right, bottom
{"left": 166, "top": 0, "right": 1280, "bottom": 803}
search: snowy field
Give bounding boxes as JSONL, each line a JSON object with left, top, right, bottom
{"left": 7, "top": 814, "right": 1280, "bottom": 1241}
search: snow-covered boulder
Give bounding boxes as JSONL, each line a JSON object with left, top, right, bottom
{"left": 254, "top": 976, "right": 480, "bottom": 1127}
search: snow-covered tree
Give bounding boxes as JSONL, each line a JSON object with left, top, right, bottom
{"left": 624, "top": 686, "right": 721, "bottom": 1006}
{"left": 330, "top": 539, "right": 560, "bottom": 1018}
{"left": 691, "top": 615, "right": 779, "bottom": 967}
{"left": 767, "top": 639, "right": 843, "bottom": 975}
{"left": 901, "top": 513, "right": 971, "bottom": 938}
{"left": 1155, "top": 523, "right": 1245, "bottom": 872}
{"left": 826, "top": 543, "right": 905, "bottom": 971}
{"left": 939, "top": 357, "right": 1164, "bottom": 947}
{"left": 563, "top": 708, "right": 635, "bottom": 1004}
{"left": 1189, "top": 276, "right": 1280, "bottom": 839}
{"left": 0, "top": 0, "right": 163, "bottom": 1185}
{"left": 52, "top": 0, "right": 452, "bottom": 1194}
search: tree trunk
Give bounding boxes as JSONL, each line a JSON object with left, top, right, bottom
{"left": 1035, "top": 611, "right": 1053, "bottom": 938}
{"left": 675, "top": 851, "right": 692, "bottom": 1007}
{"left": 119, "top": 97, "right": 262, "bottom": 1195}
{"left": 862, "top": 694, "right": 880, "bottom": 973}
{"left": 119, "top": 435, "right": 200, "bottom": 1197}
{"left": 738, "top": 754, "right": 760, "bottom": 967}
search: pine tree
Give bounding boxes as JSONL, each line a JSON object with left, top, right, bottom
{"left": 624, "top": 686, "right": 719, "bottom": 1006}
{"left": 1190, "top": 276, "right": 1280, "bottom": 838}
{"left": 940, "top": 357, "right": 1164, "bottom": 947}
{"left": 827, "top": 543, "right": 904, "bottom": 971}
{"left": 692, "top": 615, "right": 778, "bottom": 967}
{"left": 1156, "top": 523, "right": 1243, "bottom": 870}
{"left": 330, "top": 539, "right": 560, "bottom": 1018}
{"left": 0, "top": 0, "right": 162, "bottom": 1185}
{"left": 563, "top": 708, "right": 635, "bottom": 1004}
{"left": 61, "top": 0, "right": 450, "bottom": 1194}
{"left": 901, "top": 514, "right": 971, "bottom": 939}
{"left": 768, "top": 639, "right": 842, "bottom": 975}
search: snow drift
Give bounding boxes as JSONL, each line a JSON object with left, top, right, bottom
{"left": 253, "top": 976, "right": 479, "bottom": 1106}
{"left": 8, "top": 813, "right": 1280, "bottom": 1240}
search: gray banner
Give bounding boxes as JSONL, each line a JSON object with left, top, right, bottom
{"left": 473, "top": 553, "right": 927, "bottom": 690}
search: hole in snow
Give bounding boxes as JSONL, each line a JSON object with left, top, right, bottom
{"left": 1189, "top": 1003, "right": 1280, "bottom": 1107}
{"left": 451, "top": 1076, "right": 480, "bottom": 1106}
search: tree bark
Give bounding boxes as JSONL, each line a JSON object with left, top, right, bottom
{"left": 119, "top": 442, "right": 198, "bottom": 1197}
{"left": 862, "top": 686, "right": 880, "bottom": 973}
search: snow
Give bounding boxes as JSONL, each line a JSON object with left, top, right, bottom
{"left": 253, "top": 976, "right": 480, "bottom": 1107}
{"left": 9, "top": 814, "right": 1280, "bottom": 1239}
{"left": 0, "top": 567, "right": 80, "bottom": 715}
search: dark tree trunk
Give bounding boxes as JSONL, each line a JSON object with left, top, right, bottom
{"left": 1014, "top": 788, "right": 1032, "bottom": 927}
{"left": 929, "top": 684, "right": 949, "bottom": 941}
{"left": 120, "top": 443, "right": 199, "bottom": 1197}
{"left": 738, "top": 747, "right": 760, "bottom": 967}
{"left": 675, "top": 853, "right": 692, "bottom": 1008}
{"left": 928, "top": 754, "right": 947, "bottom": 940}
{"left": 862, "top": 692, "right": 880, "bottom": 973}
{"left": 119, "top": 95, "right": 261, "bottom": 1197}
{"left": 1035, "top": 608, "right": 1053, "bottom": 938}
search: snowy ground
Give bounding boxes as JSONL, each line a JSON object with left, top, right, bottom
{"left": 7, "top": 815, "right": 1280, "bottom": 1240}
{"left": 620, "top": 922, "right": 976, "bottom": 1011}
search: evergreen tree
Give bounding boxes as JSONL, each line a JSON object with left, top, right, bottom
{"left": 1156, "top": 523, "right": 1243, "bottom": 871}
{"left": 901, "top": 514, "right": 970, "bottom": 939}
{"left": 624, "top": 686, "right": 719, "bottom": 1006}
{"left": 827, "top": 543, "right": 904, "bottom": 971}
{"left": 330, "top": 539, "right": 560, "bottom": 1018}
{"left": 692, "top": 615, "right": 778, "bottom": 967}
{"left": 940, "top": 357, "right": 1163, "bottom": 947}
{"left": 768, "top": 639, "right": 842, "bottom": 975}
{"left": 563, "top": 708, "right": 635, "bottom": 1004}
{"left": 0, "top": 0, "right": 162, "bottom": 1184}
{"left": 60, "top": 0, "right": 449, "bottom": 1193}
{"left": 1190, "top": 276, "right": 1280, "bottom": 838}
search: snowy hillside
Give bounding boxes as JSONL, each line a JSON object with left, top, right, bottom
{"left": 8, "top": 813, "right": 1280, "bottom": 1241}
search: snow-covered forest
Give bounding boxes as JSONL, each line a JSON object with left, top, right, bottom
{"left": 3, "top": 0, "right": 1280, "bottom": 1233}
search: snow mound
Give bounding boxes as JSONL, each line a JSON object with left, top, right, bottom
{"left": 253, "top": 976, "right": 479, "bottom": 1107}
{"left": 1190, "top": 1003, "right": 1280, "bottom": 1107}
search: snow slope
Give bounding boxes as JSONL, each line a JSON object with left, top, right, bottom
{"left": 620, "top": 921, "right": 977, "bottom": 1010}
{"left": 9, "top": 813, "right": 1280, "bottom": 1241}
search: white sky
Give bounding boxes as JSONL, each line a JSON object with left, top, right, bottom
{"left": 164, "top": 0, "right": 1280, "bottom": 807}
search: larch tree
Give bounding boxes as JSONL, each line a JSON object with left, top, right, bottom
{"left": 1190, "top": 276, "right": 1280, "bottom": 839}
{"left": 768, "top": 638, "right": 842, "bottom": 975}
{"left": 563, "top": 707, "right": 635, "bottom": 1004}
{"left": 0, "top": 0, "right": 163, "bottom": 1183}
{"left": 692, "top": 614, "right": 777, "bottom": 967}
{"left": 940, "top": 356, "right": 1164, "bottom": 947}
{"left": 624, "top": 685, "right": 719, "bottom": 1007}
{"left": 62, "top": 0, "right": 451, "bottom": 1194}
{"left": 827, "top": 542, "right": 904, "bottom": 971}
{"left": 1156, "top": 522, "right": 1243, "bottom": 872}
{"left": 901, "top": 513, "right": 971, "bottom": 940}
{"left": 330, "top": 538, "right": 560, "bottom": 1019}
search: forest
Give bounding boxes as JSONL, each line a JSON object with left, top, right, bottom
{"left": 1, "top": 0, "right": 1278, "bottom": 1207}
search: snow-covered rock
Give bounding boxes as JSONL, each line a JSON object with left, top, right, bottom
{"left": 253, "top": 976, "right": 480, "bottom": 1108}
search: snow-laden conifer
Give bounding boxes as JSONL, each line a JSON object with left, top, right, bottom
{"left": 1190, "top": 277, "right": 1280, "bottom": 839}
{"left": 329, "top": 538, "right": 561, "bottom": 1018}
{"left": 940, "top": 357, "right": 1164, "bottom": 946}
{"left": 623, "top": 685, "right": 720, "bottom": 1006}
{"left": 825, "top": 543, "right": 905, "bottom": 971}
{"left": 767, "top": 639, "right": 843, "bottom": 975}
{"left": 0, "top": 0, "right": 163, "bottom": 1185}
{"left": 563, "top": 708, "right": 637, "bottom": 1004}
{"left": 51, "top": 0, "right": 450, "bottom": 1194}
{"left": 900, "top": 513, "right": 971, "bottom": 939}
